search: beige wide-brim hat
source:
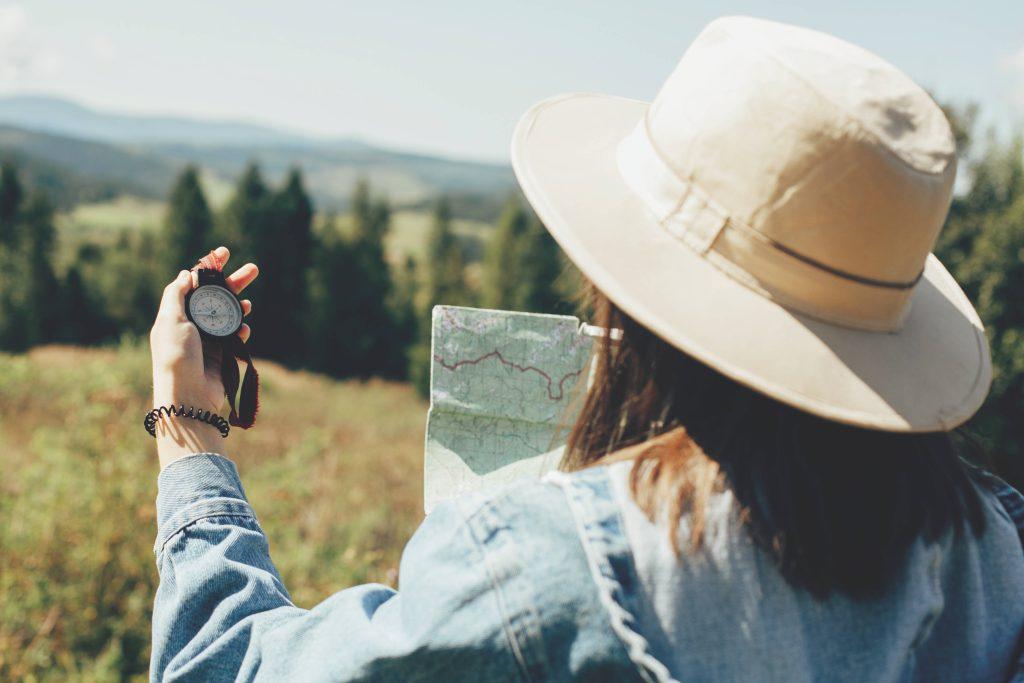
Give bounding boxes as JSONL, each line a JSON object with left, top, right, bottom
{"left": 511, "top": 16, "right": 991, "bottom": 432}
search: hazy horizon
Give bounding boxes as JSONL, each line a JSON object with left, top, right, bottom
{"left": 1, "top": 0, "right": 1022, "bottom": 163}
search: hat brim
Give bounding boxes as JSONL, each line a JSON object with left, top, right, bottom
{"left": 511, "top": 92, "right": 991, "bottom": 432}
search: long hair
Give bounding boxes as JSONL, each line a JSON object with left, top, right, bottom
{"left": 563, "top": 289, "right": 987, "bottom": 600}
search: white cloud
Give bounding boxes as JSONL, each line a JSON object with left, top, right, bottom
{"left": 0, "top": 3, "right": 61, "bottom": 85}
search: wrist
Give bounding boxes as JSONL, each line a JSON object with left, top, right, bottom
{"left": 152, "top": 384, "right": 222, "bottom": 416}
{"left": 155, "top": 417, "right": 226, "bottom": 469}
{"left": 149, "top": 398, "right": 230, "bottom": 470}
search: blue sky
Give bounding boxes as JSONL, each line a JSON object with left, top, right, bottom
{"left": 1, "top": 1, "right": 1022, "bottom": 161}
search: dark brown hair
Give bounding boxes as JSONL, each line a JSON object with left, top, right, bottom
{"left": 564, "top": 290, "right": 986, "bottom": 600}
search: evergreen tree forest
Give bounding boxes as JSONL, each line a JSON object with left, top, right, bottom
{"left": 2, "top": 101, "right": 1024, "bottom": 489}
{"left": 0, "top": 160, "right": 573, "bottom": 383}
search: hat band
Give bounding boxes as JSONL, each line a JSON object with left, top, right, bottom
{"left": 615, "top": 120, "right": 917, "bottom": 332}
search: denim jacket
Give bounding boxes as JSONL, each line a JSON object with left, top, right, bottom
{"left": 152, "top": 454, "right": 1024, "bottom": 682}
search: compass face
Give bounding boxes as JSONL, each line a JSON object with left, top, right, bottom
{"left": 187, "top": 285, "right": 243, "bottom": 337}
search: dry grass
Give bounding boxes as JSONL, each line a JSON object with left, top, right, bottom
{"left": 0, "top": 342, "right": 427, "bottom": 681}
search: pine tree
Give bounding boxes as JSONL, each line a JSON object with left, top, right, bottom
{"left": 423, "top": 196, "right": 469, "bottom": 307}
{"left": 216, "top": 163, "right": 271, "bottom": 353}
{"left": 0, "top": 168, "right": 61, "bottom": 349}
{"left": 515, "top": 213, "right": 569, "bottom": 314}
{"left": 0, "top": 250, "right": 30, "bottom": 350}
{"left": 482, "top": 196, "right": 569, "bottom": 314}
{"left": 93, "top": 232, "right": 162, "bottom": 337}
{"left": 62, "top": 265, "right": 99, "bottom": 344}
{"left": 20, "top": 191, "right": 61, "bottom": 344}
{"left": 481, "top": 197, "right": 530, "bottom": 309}
{"left": 411, "top": 196, "right": 472, "bottom": 395}
{"left": 938, "top": 138, "right": 1024, "bottom": 490}
{"left": 162, "top": 166, "right": 213, "bottom": 274}
{"left": 351, "top": 179, "right": 389, "bottom": 247}
{"left": 0, "top": 161, "right": 22, "bottom": 246}
{"left": 306, "top": 182, "right": 404, "bottom": 378}
{"left": 257, "top": 167, "right": 314, "bottom": 364}
{"left": 0, "top": 162, "right": 27, "bottom": 349}
{"left": 385, "top": 255, "right": 419, "bottom": 378}
{"left": 307, "top": 218, "right": 361, "bottom": 376}
{"left": 348, "top": 183, "right": 400, "bottom": 376}
{"left": 217, "top": 162, "right": 269, "bottom": 264}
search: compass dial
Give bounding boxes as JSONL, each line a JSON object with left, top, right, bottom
{"left": 187, "top": 285, "right": 243, "bottom": 337}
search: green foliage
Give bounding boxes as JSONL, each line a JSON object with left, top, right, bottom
{"left": 409, "top": 196, "right": 473, "bottom": 395}
{"left": 162, "top": 166, "right": 213, "bottom": 274}
{"left": 250, "top": 168, "right": 314, "bottom": 364}
{"left": 306, "top": 220, "right": 361, "bottom": 376}
{"left": 0, "top": 161, "right": 22, "bottom": 229}
{"left": 61, "top": 264, "right": 109, "bottom": 344}
{"left": 423, "top": 196, "right": 470, "bottom": 308}
{"left": 0, "top": 344, "right": 426, "bottom": 681}
{"left": 21, "top": 192, "right": 62, "bottom": 342}
{"left": 0, "top": 166, "right": 61, "bottom": 350}
{"left": 215, "top": 162, "right": 268, "bottom": 261}
{"left": 351, "top": 179, "right": 389, "bottom": 246}
{"left": 933, "top": 112, "right": 1024, "bottom": 490}
{"left": 482, "top": 195, "right": 572, "bottom": 314}
{"left": 53, "top": 234, "right": 162, "bottom": 345}
{"left": 388, "top": 255, "right": 419, "bottom": 374}
{"left": 481, "top": 196, "right": 529, "bottom": 309}
{"left": 307, "top": 183, "right": 411, "bottom": 379}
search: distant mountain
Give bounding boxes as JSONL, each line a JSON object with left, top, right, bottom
{"left": 0, "top": 94, "right": 360, "bottom": 148}
{"left": 147, "top": 141, "right": 513, "bottom": 212}
{"left": 0, "top": 125, "right": 177, "bottom": 206}
{"left": 0, "top": 95, "right": 515, "bottom": 217}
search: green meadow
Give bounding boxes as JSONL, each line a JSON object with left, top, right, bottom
{"left": 0, "top": 343, "right": 428, "bottom": 681}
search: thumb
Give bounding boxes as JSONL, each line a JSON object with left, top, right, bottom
{"left": 158, "top": 270, "right": 192, "bottom": 320}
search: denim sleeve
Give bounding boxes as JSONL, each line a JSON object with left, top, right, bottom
{"left": 151, "top": 454, "right": 526, "bottom": 683}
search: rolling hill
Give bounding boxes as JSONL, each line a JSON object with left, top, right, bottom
{"left": 0, "top": 94, "right": 342, "bottom": 147}
{"left": 0, "top": 95, "right": 515, "bottom": 215}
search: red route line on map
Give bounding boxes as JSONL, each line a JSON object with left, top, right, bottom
{"left": 433, "top": 349, "right": 583, "bottom": 401}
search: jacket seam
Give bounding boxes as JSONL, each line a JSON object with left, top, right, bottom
{"left": 964, "top": 464, "right": 1024, "bottom": 679}
{"left": 458, "top": 498, "right": 537, "bottom": 683}
{"left": 546, "top": 470, "right": 677, "bottom": 683}
{"left": 154, "top": 498, "right": 259, "bottom": 557}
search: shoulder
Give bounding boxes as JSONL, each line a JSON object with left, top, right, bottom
{"left": 427, "top": 468, "right": 647, "bottom": 682}
{"left": 444, "top": 465, "right": 627, "bottom": 594}
{"left": 967, "top": 465, "right": 1024, "bottom": 532}
{"left": 452, "top": 473, "right": 583, "bottom": 542}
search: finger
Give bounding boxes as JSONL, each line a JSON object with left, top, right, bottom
{"left": 158, "top": 270, "right": 192, "bottom": 320}
{"left": 241, "top": 299, "right": 252, "bottom": 317}
{"left": 190, "top": 246, "right": 231, "bottom": 287}
{"left": 238, "top": 323, "right": 251, "bottom": 343}
{"left": 226, "top": 263, "right": 259, "bottom": 295}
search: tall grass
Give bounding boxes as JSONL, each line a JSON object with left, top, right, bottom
{"left": 0, "top": 342, "right": 426, "bottom": 681}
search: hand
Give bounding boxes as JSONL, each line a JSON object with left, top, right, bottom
{"left": 149, "top": 246, "right": 258, "bottom": 467}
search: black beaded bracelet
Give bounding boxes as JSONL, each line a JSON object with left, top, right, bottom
{"left": 144, "top": 404, "right": 230, "bottom": 438}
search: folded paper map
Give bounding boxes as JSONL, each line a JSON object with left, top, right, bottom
{"left": 423, "top": 306, "right": 596, "bottom": 513}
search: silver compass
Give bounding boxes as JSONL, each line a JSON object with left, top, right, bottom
{"left": 186, "top": 284, "right": 243, "bottom": 337}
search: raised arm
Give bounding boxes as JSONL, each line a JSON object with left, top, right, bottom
{"left": 146, "top": 255, "right": 527, "bottom": 681}
{"left": 150, "top": 454, "right": 525, "bottom": 682}
{"left": 146, "top": 249, "right": 637, "bottom": 682}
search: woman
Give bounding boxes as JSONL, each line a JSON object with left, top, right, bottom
{"left": 149, "top": 17, "right": 1024, "bottom": 682}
